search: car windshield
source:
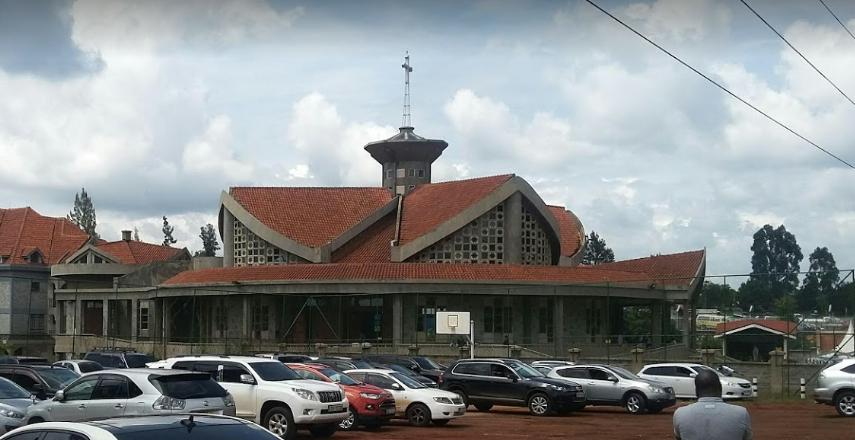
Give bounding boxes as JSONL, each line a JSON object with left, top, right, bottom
{"left": 609, "top": 366, "right": 641, "bottom": 381}
{"left": 79, "top": 362, "right": 103, "bottom": 373}
{"left": 414, "top": 357, "right": 443, "bottom": 370}
{"left": 249, "top": 362, "right": 301, "bottom": 381}
{"left": 150, "top": 374, "right": 228, "bottom": 399}
{"left": 113, "top": 423, "right": 279, "bottom": 440}
{"left": 352, "top": 360, "right": 375, "bottom": 369}
{"left": 0, "top": 377, "right": 30, "bottom": 399}
{"left": 390, "top": 372, "right": 426, "bottom": 389}
{"left": 125, "top": 354, "right": 155, "bottom": 368}
{"left": 385, "top": 364, "right": 414, "bottom": 375}
{"left": 507, "top": 361, "right": 543, "bottom": 378}
{"left": 39, "top": 368, "right": 80, "bottom": 389}
{"left": 695, "top": 365, "right": 726, "bottom": 377}
{"left": 318, "top": 368, "right": 358, "bottom": 385}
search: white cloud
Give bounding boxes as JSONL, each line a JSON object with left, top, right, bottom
{"left": 182, "top": 115, "right": 254, "bottom": 181}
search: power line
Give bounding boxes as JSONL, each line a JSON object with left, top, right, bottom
{"left": 818, "top": 0, "right": 855, "bottom": 42}
{"left": 583, "top": 0, "right": 855, "bottom": 170}
{"left": 740, "top": 0, "right": 855, "bottom": 107}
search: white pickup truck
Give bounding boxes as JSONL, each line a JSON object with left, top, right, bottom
{"left": 150, "top": 356, "right": 348, "bottom": 439}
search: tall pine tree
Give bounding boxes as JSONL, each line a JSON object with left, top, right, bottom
{"left": 582, "top": 231, "right": 615, "bottom": 265}
{"left": 162, "top": 216, "right": 177, "bottom": 246}
{"left": 198, "top": 224, "right": 220, "bottom": 257}
{"left": 739, "top": 224, "right": 802, "bottom": 312}
{"left": 67, "top": 187, "right": 99, "bottom": 240}
{"left": 799, "top": 247, "right": 839, "bottom": 313}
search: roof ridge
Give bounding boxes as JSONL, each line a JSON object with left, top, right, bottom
{"left": 230, "top": 186, "right": 386, "bottom": 191}
{"left": 425, "top": 173, "right": 514, "bottom": 186}
{"left": 601, "top": 249, "right": 705, "bottom": 264}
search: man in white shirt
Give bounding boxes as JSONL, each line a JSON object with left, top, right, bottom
{"left": 673, "top": 369, "right": 752, "bottom": 440}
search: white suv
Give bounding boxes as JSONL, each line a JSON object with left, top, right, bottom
{"left": 153, "top": 356, "right": 348, "bottom": 439}
{"left": 638, "top": 363, "right": 752, "bottom": 400}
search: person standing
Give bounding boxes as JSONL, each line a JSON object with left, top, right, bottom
{"left": 673, "top": 369, "right": 752, "bottom": 440}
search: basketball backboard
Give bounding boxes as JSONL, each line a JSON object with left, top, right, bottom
{"left": 436, "top": 311, "right": 470, "bottom": 335}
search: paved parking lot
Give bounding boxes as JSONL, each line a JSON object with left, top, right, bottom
{"left": 325, "top": 402, "right": 851, "bottom": 440}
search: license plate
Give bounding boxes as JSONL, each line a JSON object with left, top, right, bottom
{"left": 385, "top": 407, "right": 396, "bottom": 415}
{"left": 327, "top": 404, "right": 343, "bottom": 412}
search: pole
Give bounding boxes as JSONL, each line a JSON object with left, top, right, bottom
{"left": 752, "top": 377, "right": 758, "bottom": 398}
{"left": 470, "top": 320, "right": 475, "bottom": 359}
{"left": 800, "top": 377, "right": 805, "bottom": 400}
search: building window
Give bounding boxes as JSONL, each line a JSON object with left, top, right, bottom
{"left": 396, "top": 168, "right": 406, "bottom": 178}
{"left": 395, "top": 185, "right": 406, "bottom": 195}
{"left": 93, "top": 255, "right": 103, "bottom": 264}
{"left": 538, "top": 301, "right": 554, "bottom": 342}
{"left": 29, "top": 314, "right": 45, "bottom": 332}
{"left": 408, "top": 169, "right": 415, "bottom": 177}
{"left": 30, "top": 281, "right": 40, "bottom": 293}
{"left": 215, "top": 304, "right": 228, "bottom": 333}
{"left": 483, "top": 303, "right": 512, "bottom": 334}
{"left": 0, "top": 256, "right": 6, "bottom": 263}
{"left": 386, "top": 169, "right": 394, "bottom": 179}
{"left": 138, "top": 303, "right": 150, "bottom": 331}
{"left": 417, "top": 169, "right": 425, "bottom": 178}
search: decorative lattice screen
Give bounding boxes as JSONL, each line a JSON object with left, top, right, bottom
{"left": 233, "top": 219, "right": 308, "bottom": 267}
{"left": 409, "top": 203, "right": 506, "bottom": 264}
{"left": 521, "top": 204, "right": 552, "bottom": 265}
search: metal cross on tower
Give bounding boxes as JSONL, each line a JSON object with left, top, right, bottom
{"left": 401, "top": 52, "right": 413, "bottom": 127}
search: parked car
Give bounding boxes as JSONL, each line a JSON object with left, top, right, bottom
{"left": 25, "top": 368, "right": 236, "bottom": 424}
{"left": 313, "top": 358, "right": 358, "bottom": 372}
{"left": 814, "top": 358, "right": 855, "bottom": 416}
{"left": 0, "top": 377, "right": 34, "bottom": 434}
{"left": 12, "top": 357, "right": 49, "bottom": 366}
{"left": 53, "top": 360, "right": 104, "bottom": 375}
{"left": 359, "top": 355, "right": 445, "bottom": 382}
{"left": 0, "top": 365, "right": 79, "bottom": 399}
{"left": 637, "top": 363, "right": 752, "bottom": 400}
{"left": 373, "top": 363, "right": 437, "bottom": 388}
{"left": 0, "top": 414, "right": 280, "bottom": 440}
{"left": 346, "top": 368, "right": 465, "bottom": 426}
{"left": 258, "top": 353, "right": 316, "bottom": 363}
{"left": 531, "top": 360, "right": 574, "bottom": 368}
{"left": 154, "top": 355, "right": 348, "bottom": 439}
{"left": 84, "top": 349, "right": 154, "bottom": 369}
{"left": 288, "top": 363, "right": 395, "bottom": 430}
{"left": 439, "top": 358, "right": 586, "bottom": 416}
{"left": 547, "top": 364, "right": 675, "bottom": 414}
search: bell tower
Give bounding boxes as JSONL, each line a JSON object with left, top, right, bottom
{"left": 364, "top": 53, "right": 448, "bottom": 195}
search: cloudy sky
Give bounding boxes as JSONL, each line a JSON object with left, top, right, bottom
{"left": 1, "top": 0, "right": 854, "bottom": 280}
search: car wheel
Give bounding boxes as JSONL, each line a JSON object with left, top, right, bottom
{"left": 309, "top": 423, "right": 338, "bottom": 438}
{"left": 338, "top": 408, "right": 359, "bottom": 431}
{"left": 624, "top": 392, "right": 646, "bottom": 415}
{"left": 474, "top": 402, "right": 493, "bottom": 412}
{"left": 263, "top": 406, "right": 296, "bottom": 440}
{"left": 432, "top": 419, "right": 450, "bottom": 426}
{"left": 528, "top": 392, "right": 551, "bottom": 416}
{"left": 406, "top": 403, "right": 432, "bottom": 427}
{"left": 835, "top": 391, "right": 855, "bottom": 417}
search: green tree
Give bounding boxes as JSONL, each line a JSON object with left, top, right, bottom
{"left": 582, "top": 231, "right": 615, "bottom": 265}
{"left": 198, "top": 224, "right": 220, "bottom": 257}
{"left": 133, "top": 227, "right": 140, "bottom": 241}
{"left": 830, "top": 281, "right": 855, "bottom": 316}
{"left": 697, "top": 281, "right": 736, "bottom": 312}
{"left": 775, "top": 295, "right": 798, "bottom": 322}
{"left": 161, "top": 216, "right": 177, "bottom": 246}
{"left": 67, "top": 187, "right": 98, "bottom": 240}
{"left": 740, "top": 224, "right": 802, "bottom": 312}
{"left": 799, "top": 247, "right": 839, "bottom": 313}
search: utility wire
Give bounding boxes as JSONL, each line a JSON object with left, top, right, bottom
{"left": 584, "top": 0, "right": 855, "bottom": 170}
{"left": 818, "top": 0, "right": 855, "bottom": 42}
{"left": 740, "top": 0, "right": 855, "bottom": 107}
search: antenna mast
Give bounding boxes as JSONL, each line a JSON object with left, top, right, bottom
{"left": 401, "top": 52, "right": 413, "bottom": 127}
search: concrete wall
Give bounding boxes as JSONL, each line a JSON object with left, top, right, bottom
{"left": 0, "top": 266, "right": 50, "bottom": 335}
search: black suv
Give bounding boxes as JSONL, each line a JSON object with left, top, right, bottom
{"left": 440, "top": 358, "right": 586, "bottom": 416}
{"left": 362, "top": 355, "right": 446, "bottom": 382}
{"left": 84, "top": 349, "right": 154, "bottom": 368}
{"left": 0, "top": 365, "right": 80, "bottom": 398}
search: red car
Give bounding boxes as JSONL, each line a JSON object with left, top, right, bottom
{"left": 288, "top": 363, "right": 396, "bottom": 430}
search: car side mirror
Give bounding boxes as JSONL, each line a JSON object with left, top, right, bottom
{"left": 608, "top": 376, "right": 619, "bottom": 383}
{"left": 689, "top": 373, "right": 697, "bottom": 378}
{"left": 511, "top": 376, "right": 519, "bottom": 383}
{"left": 53, "top": 390, "right": 65, "bottom": 401}
{"left": 391, "top": 383, "right": 402, "bottom": 390}
{"left": 240, "top": 374, "right": 256, "bottom": 385}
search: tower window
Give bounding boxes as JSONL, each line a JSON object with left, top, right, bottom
{"left": 408, "top": 169, "right": 415, "bottom": 177}
{"left": 396, "top": 185, "right": 406, "bottom": 195}
{"left": 386, "top": 169, "right": 394, "bottom": 179}
{"left": 417, "top": 169, "right": 425, "bottom": 177}
{"left": 397, "top": 169, "right": 406, "bottom": 178}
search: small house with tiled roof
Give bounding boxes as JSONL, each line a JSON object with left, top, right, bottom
{"left": 0, "top": 207, "right": 91, "bottom": 355}
{"left": 714, "top": 319, "right": 798, "bottom": 361}
{"left": 51, "top": 230, "right": 191, "bottom": 349}
{"left": 46, "top": 119, "right": 709, "bottom": 361}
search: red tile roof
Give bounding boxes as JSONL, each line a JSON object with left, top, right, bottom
{"left": 162, "top": 250, "right": 705, "bottom": 287}
{"left": 230, "top": 187, "right": 393, "bottom": 248}
{"left": 588, "top": 250, "right": 705, "bottom": 281}
{"left": 331, "top": 214, "right": 395, "bottom": 263}
{"left": 0, "top": 207, "right": 90, "bottom": 265}
{"left": 398, "top": 175, "right": 513, "bottom": 244}
{"left": 547, "top": 205, "right": 584, "bottom": 257}
{"left": 715, "top": 319, "right": 798, "bottom": 336}
{"left": 95, "top": 240, "right": 186, "bottom": 265}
